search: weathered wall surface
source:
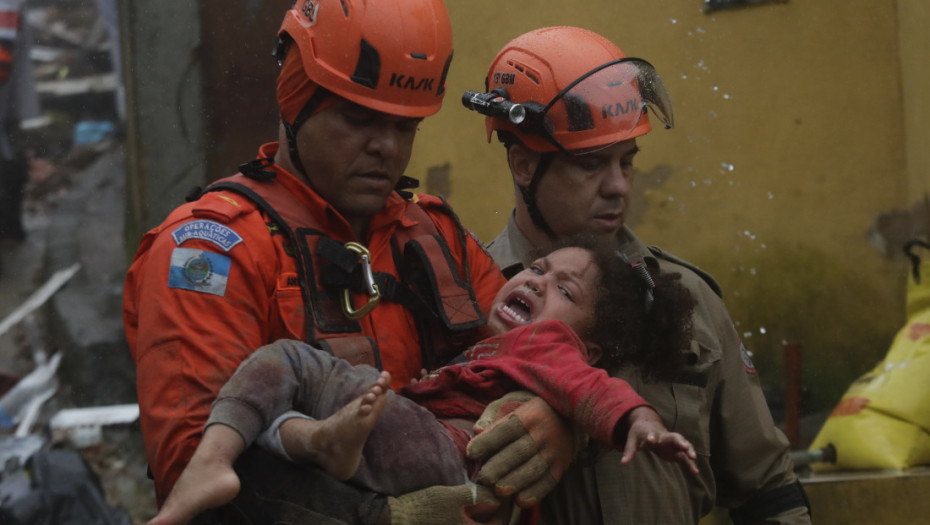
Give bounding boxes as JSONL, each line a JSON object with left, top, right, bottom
{"left": 403, "top": 0, "right": 927, "bottom": 413}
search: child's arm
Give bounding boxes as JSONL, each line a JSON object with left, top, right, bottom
{"left": 616, "top": 406, "right": 699, "bottom": 475}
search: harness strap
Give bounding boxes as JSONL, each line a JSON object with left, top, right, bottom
{"left": 403, "top": 234, "right": 485, "bottom": 329}
{"left": 316, "top": 336, "right": 382, "bottom": 370}
{"left": 729, "top": 481, "right": 811, "bottom": 524}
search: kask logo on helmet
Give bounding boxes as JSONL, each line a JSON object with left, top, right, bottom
{"left": 601, "top": 98, "right": 642, "bottom": 120}
{"left": 389, "top": 73, "right": 438, "bottom": 93}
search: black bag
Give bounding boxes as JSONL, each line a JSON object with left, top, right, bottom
{"left": 0, "top": 448, "right": 132, "bottom": 525}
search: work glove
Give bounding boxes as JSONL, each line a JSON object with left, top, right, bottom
{"left": 466, "top": 391, "right": 576, "bottom": 508}
{"left": 387, "top": 483, "right": 508, "bottom": 525}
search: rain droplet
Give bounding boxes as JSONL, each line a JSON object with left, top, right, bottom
{"left": 670, "top": 18, "right": 677, "bottom": 24}
{"left": 743, "top": 332, "right": 753, "bottom": 338}
{"left": 709, "top": 111, "right": 717, "bottom": 118}
{"left": 759, "top": 326, "right": 766, "bottom": 334}
{"left": 722, "top": 93, "right": 731, "bottom": 100}
{"left": 712, "top": 85, "right": 719, "bottom": 92}
{"left": 681, "top": 73, "right": 688, "bottom": 80}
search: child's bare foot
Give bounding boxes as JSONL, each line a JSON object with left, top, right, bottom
{"left": 282, "top": 371, "right": 392, "bottom": 481}
{"left": 148, "top": 427, "right": 243, "bottom": 525}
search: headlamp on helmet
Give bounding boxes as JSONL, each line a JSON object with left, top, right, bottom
{"left": 465, "top": 57, "right": 673, "bottom": 154}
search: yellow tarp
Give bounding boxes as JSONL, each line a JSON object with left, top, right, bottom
{"left": 809, "top": 260, "right": 930, "bottom": 470}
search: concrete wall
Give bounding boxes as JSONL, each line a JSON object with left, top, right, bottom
{"left": 121, "top": 0, "right": 207, "bottom": 239}
{"left": 404, "top": 0, "right": 927, "bottom": 415}
{"left": 898, "top": 0, "right": 930, "bottom": 199}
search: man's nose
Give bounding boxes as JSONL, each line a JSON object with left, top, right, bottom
{"left": 601, "top": 165, "right": 631, "bottom": 197}
{"left": 366, "top": 124, "right": 402, "bottom": 158}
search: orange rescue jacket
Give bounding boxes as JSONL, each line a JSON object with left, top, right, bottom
{"left": 123, "top": 143, "right": 505, "bottom": 504}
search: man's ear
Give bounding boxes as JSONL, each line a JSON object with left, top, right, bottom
{"left": 507, "top": 143, "right": 538, "bottom": 189}
{"left": 584, "top": 342, "right": 603, "bottom": 366}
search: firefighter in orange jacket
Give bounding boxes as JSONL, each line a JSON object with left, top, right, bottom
{"left": 123, "top": 2, "right": 522, "bottom": 523}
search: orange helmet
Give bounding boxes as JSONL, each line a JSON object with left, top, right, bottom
{"left": 276, "top": 0, "right": 454, "bottom": 119}
{"left": 473, "top": 26, "right": 673, "bottom": 153}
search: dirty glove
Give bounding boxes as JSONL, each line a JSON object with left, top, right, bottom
{"left": 466, "top": 391, "right": 576, "bottom": 508}
{"left": 387, "top": 483, "right": 507, "bottom": 525}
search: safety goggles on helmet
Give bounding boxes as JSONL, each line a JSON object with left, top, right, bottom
{"left": 466, "top": 58, "right": 673, "bottom": 154}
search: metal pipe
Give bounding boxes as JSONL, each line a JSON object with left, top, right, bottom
{"left": 784, "top": 341, "right": 801, "bottom": 447}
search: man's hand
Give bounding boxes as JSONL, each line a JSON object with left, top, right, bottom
{"left": 466, "top": 392, "right": 575, "bottom": 509}
{"left": 386, "top": 483, "right": 508, "bottom": 525}
{"left": 620, "top": 406, "right": 699, "bottom": 475}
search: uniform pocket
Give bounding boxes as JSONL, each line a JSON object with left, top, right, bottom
{"left": 272, "top": 273, "right": 306, "bottom": 340}
{"left": 670, "top": 339, "right": 720, "bottom": 457}
{"left": 671, "top": 382, "right": 711, "bottom": 456}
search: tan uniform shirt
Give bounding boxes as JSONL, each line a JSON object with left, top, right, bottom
{"left": 486, "top": 214, "right": 811, "bottom": 525}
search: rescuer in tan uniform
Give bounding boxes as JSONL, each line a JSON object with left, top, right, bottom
{"left": 464, "top": 26, "right": 812, "bottom": 524}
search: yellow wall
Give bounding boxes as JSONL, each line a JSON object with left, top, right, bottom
{"left": 898, "top": 0, "right": 930, "bottom": 199}
{"left": 406, "top": 0, "right": 928, "bottom": 416}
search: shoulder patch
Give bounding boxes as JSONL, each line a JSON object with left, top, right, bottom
{"left": 172, "top": 220, "right": 243, "bottom": 252}
{"left": 168, "top": 248, "right": 231, "bottom": 296}
{"left": 739, "top": 339, "right": 757, "bottom": 374}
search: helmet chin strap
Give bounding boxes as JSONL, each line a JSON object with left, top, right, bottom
{"left": 283, "top": 86, "right": 333, "bottom": 178}
{"left": 519, "top": 152, "right": 558, "bottom": 241}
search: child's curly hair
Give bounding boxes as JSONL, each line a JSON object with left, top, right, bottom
{"left": 540, "top": 234, "right": 696, "bottom": 380}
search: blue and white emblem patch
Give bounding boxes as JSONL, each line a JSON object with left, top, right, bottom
{"left": 168, "top": 248, "right": 231, "bottom": 296}
{"left": 172, "top": 220, "right": 243, "bottom": 252}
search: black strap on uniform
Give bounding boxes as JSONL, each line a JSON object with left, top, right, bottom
{"left": 394, "top": 175, "right": 420, "bottom": 200}
{"left": 316, "top": 237, "right": 439, "bottom": 321}
{"left": 648, "top": 245, "right": 724, "bottom": 298}
{"left": 729, "top": 481, "right": 811, "bottom": 525}
{"left": 239, "top": 157, "right": 277, "bottom": 181}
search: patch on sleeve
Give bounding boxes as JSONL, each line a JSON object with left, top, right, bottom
{"left": 739, "top": 339, "right": 757, "bottom": 374}
{"left": 168, "top": 248, "right": 231, "bottom": 296}
{"left": 171, "top": 220, "right": 243, "bottom": 252}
